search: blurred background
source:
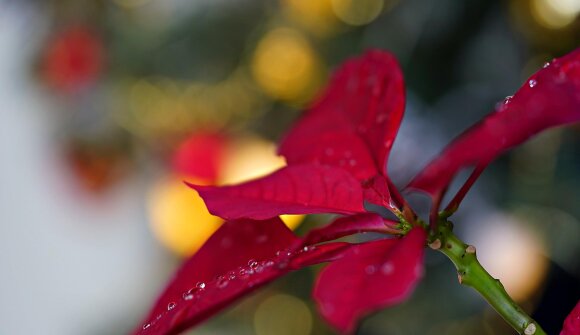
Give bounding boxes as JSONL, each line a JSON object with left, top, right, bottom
{"left": 0, "top": 0, "right": 579, "bottom": 334}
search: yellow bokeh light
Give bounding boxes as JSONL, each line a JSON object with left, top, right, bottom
{"left": 254, "top": 294, "right": 313, "bottom": 335}
{"left": 251, "top": 28, "right": 324, "bottom": 104}
{"left": 331, "top": 0, "right": 384, "bottom": 26}
{"left": 219, "top": 136, "right": 304, "bottom": 230}
{"left": 531, "top": 0, "right": 580, "bottom": 29}
{"left": 148, "top": 176, "right": 223, "bottom": 257}
{"left": 111, "top": 0, "right": 151, "bottom": 9}
{"left": 282, "top": 0, "right": 341, "bottom": 36}
{"left": 467, "top": 214, "right": 548, "bottom": 302}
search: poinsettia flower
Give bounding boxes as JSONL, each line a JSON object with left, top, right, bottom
{"left": 135, "top": 47, "right": 580, "bottom": 335}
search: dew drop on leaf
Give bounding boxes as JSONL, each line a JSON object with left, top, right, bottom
{"left": 248, "top": 260, "right": 258, "bottom": 269}
{"left": 365, "top": 265, "right": 377, "bottom": 275}
{"left": 216, "top": 276, "right": 229, "bottom": 288}
{"left": 381, "top": 262, "right": 394, "bottom": 275}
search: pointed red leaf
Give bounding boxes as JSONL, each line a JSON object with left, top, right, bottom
{"left": 313, "top": 227, "right": 426, "bottom": 334}
{"left": 134, "top": 218, "right": 363, "bottom": 335}
{"left": 561, "top": 300, "right": 580, "bottom": 335}
{"left": 279, "top": 50, "right": 405, "bottom": 182}
{"left": 290, "top": 242, "right": 353, "bottom": 268}
{"left": 303, "top": 213, "right": 400, "bottom": 246}
{"left": 134, "top": 218, "right": 299, "bottom": 335}
{"left": 188, "top": 164, "right": 365, "bottom": 220}
{"left": 408, "top": 48, "right": 580, "bottom": 210}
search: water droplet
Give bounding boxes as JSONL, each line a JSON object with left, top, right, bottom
{"left": 376, "top": 113, "right": 387, "bottom": 123}
{"left": 255, "top": 234, "right": 268, "bottom": 244}
{"left": 238, "top": 268, "right": 250, "bottom": 279}
{"left": 528, "top": 79, "right": 537, "bottom": 88}
{"left": 543, "top": 62, "right": 551, "bottom": 68}
{"left": 277, "top": 261, "right": 288, "bottom": 269}
{"left": 167, "top": 302, "right": 176, "bottom": 310}
{"left": 265, "top": 260, "right": 275, "bottom": 267}
{"left": 220, "top": 237, "right": 233, "bottom": 249}
{"left": 302, "top": 246, "right": 310, "bottom": 252}
{"left": 496, "top": 96, "right": 513, "bottom": 112}
{"left": 143, "top": 323, "right": 151, "bottom": 330}
{"left": 216, "top": 276, "right": 229, "bottom": 288}
{"left": 196, "top": 282, "right": 206, "bottom": 290}
{"left": 382, "top": 262, "right": 394, "bottom": 275}
{"left": 365, "top": 265, "right": 377, "bottom": 275}
{"left": 248, "top": 260, "right": 258, "bottom": 269}
{"left": 227, "top": 271, "right": 236, "bottom": 280}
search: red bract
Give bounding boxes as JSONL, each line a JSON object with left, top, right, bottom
{"left": 408, "top": 48, "right": 580, "bottom": 214}
{"left": 135, "top": 48, "right": 580, "bottom": 335}
{"left": 561, "top": 301, "right": 580, "bottom": 335}
{"left": 313, "top": 227, "right": 426, "bottom": 333}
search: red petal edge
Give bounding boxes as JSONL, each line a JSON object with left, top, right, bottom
{"left": 302, "top": 213, "right": 400, "bottom": 246}
{"left": 134, "top": 218, "right": 359, "bottom": 335}
{"left": 188, "top": 164, "right": 366, "bottom": 220}
{"left": 313, "top": 227, "right": 427, "bottom": 334}
{"left": 279, "top": 49, "right": 405, "bottom": 181}
{"left": 561, "top": 300, "right": 580, "bottom": 335}
{"left": 408, "top": 48, "right": 580, "bottom": 211}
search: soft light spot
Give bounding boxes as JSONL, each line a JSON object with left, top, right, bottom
{"left": 254, "top": 294, "right": 313, "bottom": 335}
{"left": 331, "top": 0, "right": 384, "bottom": 26}
{"left": 466, "top": 213, "right": 548, "bottom": 301}
{"left": 251, "top": 28, "right": 324, "bottom": 104}
{"left": 531, "top": 0, "right": 580, "bottom": 29}
{"left": 219, "top": 136, "right": 304, "bottom": 230}
{"left": 148, "top": 176, "right": 223, "bottom": 257}
{"left": 528, "top": 79, "right": 537, "bottom": 88}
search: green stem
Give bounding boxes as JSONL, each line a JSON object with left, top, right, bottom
{"left": 431, "top": 220, "right": 546, "bottom": 335}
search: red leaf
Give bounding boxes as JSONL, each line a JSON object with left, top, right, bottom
{"left": 279, "top": 50, "right": 405, "bottom": 182}
{"left": 303, "top": 213, "right": 400, "bottom": 246}
{"left": 290, "top": 242, "right": 353, "bottom": 268}
{"left": 134, "top": 218, "right": 364, "bottom": 335}
{"left": 561, "top": 300, "right": 580, "bottom": 335}
{"left": 134, "top": 218, "right": 299, "bottom": 335}
{"left": 188, "top": 164, "right": 366, "bottom": 220}
{"left": 313, "top": 227, "right": 426, "bottom": 334}
{"left": 408, "top": 48, "right": 580, "bottom": 211}
{"left": 172, "top": 132, "right": 227, "bottom": 182}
